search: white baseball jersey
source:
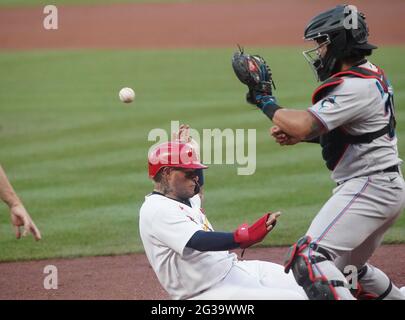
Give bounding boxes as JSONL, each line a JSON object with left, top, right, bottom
{"left": 139, "top": 193, "right": 237, "bottom": 300}
{"left": 308, "top": 61, "right": 402, "bottom": 183}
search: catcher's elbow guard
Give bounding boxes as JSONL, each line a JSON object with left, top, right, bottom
{"left": 284, "top": 236, "right": 345, "bottom": 300}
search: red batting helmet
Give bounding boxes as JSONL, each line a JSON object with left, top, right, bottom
{"left": 148, "top": 141, "right": 208, "bottom": 179}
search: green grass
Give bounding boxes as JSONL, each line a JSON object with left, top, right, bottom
{"left": 0, "top": 47, "right": 405, "bottom": 261}
{"left": 0, "top": 0, "right": 196, "bottom": 7}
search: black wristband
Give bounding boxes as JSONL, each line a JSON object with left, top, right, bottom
{"left": 261, "top": 104, "right": 282, "bottom": 120}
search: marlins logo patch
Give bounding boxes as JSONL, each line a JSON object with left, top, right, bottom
{"left": 320, "top": 96, "right": 336, "bottom": 110}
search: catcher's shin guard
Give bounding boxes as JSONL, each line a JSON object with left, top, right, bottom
{"left": 284, "top": 236, "right": 345, "bottom": 300}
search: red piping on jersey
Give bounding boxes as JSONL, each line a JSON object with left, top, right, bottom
{"left": 312, "top": 79, "right": 344, "bottom": 104}
{"left": 313, "top": 67, "right": 389, "bottom": 104}
{"left": 332, "top": 70, "right": 388, "bottom": 92}
{"left": 357, "top": 65, "right": 386, "bottom": 78}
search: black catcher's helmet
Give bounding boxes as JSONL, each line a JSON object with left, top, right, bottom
{"left": 303, "top": 4, "right": 377, "bottom": 81}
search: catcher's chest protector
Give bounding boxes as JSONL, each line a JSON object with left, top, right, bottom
{"left": 312, "top": 66, "right": 395, "bottom": 171}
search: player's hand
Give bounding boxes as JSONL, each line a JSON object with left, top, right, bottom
{"left": 172, "top": 124, "right": 201, "bottom": 160}
{"left": 234, "top": 212, "right": 280, "bottom": 249}
{"left": 270, "top": 126, "right": 301, "bottom": 146}
{"left": 172, "top": 124, "right": 191, "bottom": 143}
{"left": 266, "top": 211, "right": 281, "bottom": 232}
{"left": 10, "top": 204, "right": 41, "bottom": 241}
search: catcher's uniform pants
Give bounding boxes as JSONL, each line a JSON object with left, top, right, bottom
{"left": 304, "top": 171, "right": 405, "bottom": 299}
{"left": 190, "top": 260, "right": 307, "bottom": 300}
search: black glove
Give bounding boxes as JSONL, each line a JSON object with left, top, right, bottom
{"left": 232, "top": 46, "right": 275, "bottom": 105}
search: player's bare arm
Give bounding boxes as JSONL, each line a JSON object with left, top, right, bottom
{"left": 0, "top": 165, "right": 24, "bottom": 210}
{"left": 272, "top": 109, "right": 326, "bottom": 141}
{"left": 0, "top": 165, "right": 41, "bottom": 240}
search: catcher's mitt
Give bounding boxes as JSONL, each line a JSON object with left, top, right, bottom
{"left": 232, "top": 46, "right": 275, "bottom": 104}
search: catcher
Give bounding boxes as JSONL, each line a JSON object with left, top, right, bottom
{"left": 139, "top": 126, "right": 307, "bottom": 300}
{"left": 232, "top": 5, "right": 405, "bottom": 300}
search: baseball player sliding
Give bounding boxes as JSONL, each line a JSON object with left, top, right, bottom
{"left": 232, "top": 5, "right": 405, "bottom": 299}
{"left": 139, "top": 126, "right": 307, "bottom": 300}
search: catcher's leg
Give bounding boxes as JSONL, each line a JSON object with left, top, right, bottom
{"left": 335, "top": 204, "right": 405, "bottom": 300}
{"left": 286, "top": 175, "right": 405, "bottom": 300}
{"left": 284, "top": 236, "right": 354, "bottom": 300}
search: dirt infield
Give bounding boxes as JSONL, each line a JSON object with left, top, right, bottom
{"left": 0, "top": 245, "right": 404, "bottom": 300}
{"left": 0, "top": 0, "right": 405, "bottom": 50}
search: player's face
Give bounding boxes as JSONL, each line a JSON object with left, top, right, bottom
{"left": 167, "top": 168, "right": 199, "bottom": 200}
{"left": 315, "top": 37, "right": 328, "bottom": 59}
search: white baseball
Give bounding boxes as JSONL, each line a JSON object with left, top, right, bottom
{"left": 119, "top": 87, "right": 135, "bottom": 103}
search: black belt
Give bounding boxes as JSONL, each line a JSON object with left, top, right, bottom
{"left": 337, "top": 165, "right": 400, "bottom": 186}
{"left": 382, "top": 165, "right": 399, "bottom": 173}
